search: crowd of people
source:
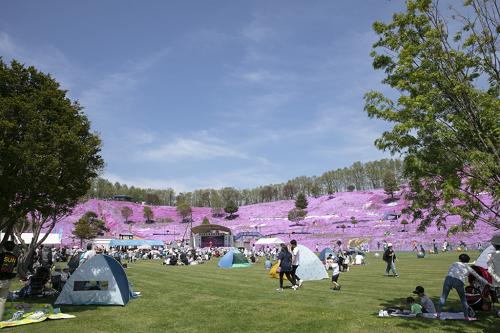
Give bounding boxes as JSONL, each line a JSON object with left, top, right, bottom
{"left": 0, "top": 233, "right": 498, "bottom": 323}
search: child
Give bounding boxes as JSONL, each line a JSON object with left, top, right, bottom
{"left": 331, "top": 258, "right": 341, "bottom": 290}
{"left": 412, "top": 286, "right": 436, "bottom": 313}
{"left": 407, "top": 297, "right": 423, "bottom": 315}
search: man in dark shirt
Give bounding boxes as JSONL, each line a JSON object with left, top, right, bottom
{"left": 0, "top": 241, "right": 18, "bottom": 320}
{"left": 383, "top": 243, "right": 399, "bottom": 277}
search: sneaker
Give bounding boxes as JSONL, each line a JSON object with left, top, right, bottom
{"left": 464, "top": 317, "right": 477, "bottom": 321}
{"left": 292, "top": 285, "right": 298, "bottom": 291}
{"left": 395, "top": 275, "right": 399, "bottom": 278}
{"left": 276, "top": 288, "right": 283, "bottom": 291}
{"left": 298, "top": 280, "right": 303, "bottom": 287}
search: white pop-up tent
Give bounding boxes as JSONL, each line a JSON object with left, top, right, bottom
{"left": 475, "top": 245, "right": 495, "bottom": 269}
{"left": 270, "top": 245, "right": 328, "bottom": 281}
{"left": 255, "top": 237, "right": 284, "bottom": 245}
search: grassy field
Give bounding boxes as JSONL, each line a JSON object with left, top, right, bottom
{"left": 5, "top": 252, "right": 499, "bottom": 333}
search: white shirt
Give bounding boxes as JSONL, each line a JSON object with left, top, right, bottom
{"left": 447, "top": 262, "right": 488, "bottom": 285}
{"left": 332, "top": 263, "right": 339, "bottom": 276}
{"left": 82, "top": 250, "right": 96, "bottom": 263}
{"left": 292, "top": 247, "right": 300, "bottom": 266}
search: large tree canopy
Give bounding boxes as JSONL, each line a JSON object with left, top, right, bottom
{"left": 365, "top": 0, "right": 499, "bottom": 230}
{"left": 0, "top": 59, "right": 103, "bottom": 240}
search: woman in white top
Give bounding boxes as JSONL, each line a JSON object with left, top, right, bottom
{"left": 437, "top": 253, "right": 492, "bottom": 320}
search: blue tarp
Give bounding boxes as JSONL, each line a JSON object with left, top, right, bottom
{"left": 109, "top": 239, "right": 164, "bottom": 247}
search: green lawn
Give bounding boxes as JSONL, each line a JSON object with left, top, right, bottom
{"left": 5, "top": 252, "right": 499, "bottom": 333}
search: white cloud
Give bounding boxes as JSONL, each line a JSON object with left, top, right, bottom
{"left": 78, "top": 48, "right": 169, "bottom": 119}
{"left": 0, "top": 31, "right": 77, "bottom": 90}
{"left": 139, "top": 135, "right": 248, "bottom": 162}
{"left": 242, "top": 19, "right": 273, "bottom": 43}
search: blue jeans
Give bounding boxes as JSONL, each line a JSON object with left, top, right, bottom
{"left": 438, "top": 276, "right": 469, "bottom": 317}
{"left": 385, "top": 261, "right": 397, "bottom": 275}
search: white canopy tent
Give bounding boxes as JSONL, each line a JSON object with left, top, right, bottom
{"left": 3, "top": 232, "right": 62, "bottom": 245}
{"left": 255, "top": 237, "right": 285, "bottom": 245}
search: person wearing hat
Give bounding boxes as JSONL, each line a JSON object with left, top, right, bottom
{"left": 412, "top": 286, "right": 436, "bottom": 313}
{"left": 437, "top": 253, "right": 492, "bottom": 320}
{"left": 0, "top": 241, "right": 18, "bottom": 320}
{"left": 488, "top": 234, "right": 500, "bottom": 303}
{"left": 383, "top": 243, "right": 398, "bottom": 277}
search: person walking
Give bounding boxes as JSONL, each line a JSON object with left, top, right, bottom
{"left": 0, "top": 241, "right": 18, "bottom": 320}
{"left": 437, "top": 253, "right": 492, "bottom": 320}
{"left": 383, "top": 243, "right": 398, "bottom": 277}
{"left": 276, "top": 243, "right": 297, "bottom": 291}
{"left": 290, "top": 240, "right": 302, "bottom": 287}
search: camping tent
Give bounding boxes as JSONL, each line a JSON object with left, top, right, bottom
{"left": 255, "top": 237, "right": 284, "bottom": 245}
{"left": 475, "top": 245, "right": 495, "bottom": 269}
{"left": 55, "top": 254, "right": 131, "bottom": 306}
{"left": 218, "top": 250, "right": 251, "bottom": 268}
{"left": 270, "top": 245, "right": 328, "bottom": 281}
{"left": 319, "top": 247, "right": 335, "bottom": 261}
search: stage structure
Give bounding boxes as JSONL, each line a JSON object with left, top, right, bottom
{"left": 191, "top": 224, "right": 233, "bottom": 248}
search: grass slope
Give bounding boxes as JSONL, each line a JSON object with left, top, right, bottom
{"left": 6, "top": 252, "right": 499, "bottom": 333}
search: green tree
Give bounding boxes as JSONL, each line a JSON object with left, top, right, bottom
{"left": 295, "top": 193, "right": 308, "bottom": 210}
{"left": 202, "top": 217, "right": 210, "bottom": 225}
{"left": 347, "top": 185, "right": 355, "bottom": 192}
{"left": 340, "top": 224, "right": 346, "bottom": 233}
{"left": 365, "top": 0, "right": 499, "bottom": 230}
{"left": 401, "top": 219, "right": 409, "bottom": 232}
{"left": 176, "top": 202, "right": 192, "bottom": 221}
{"left": 350, "top": 216, "right": 358, "bottom": 228}
{"left": 288, "top": 208, "right": 307, "bottom": 223}
{"left": 145, "top": 193, "right": 160, "bottom": 205}
{"left": 72, "top": 211, "right": 109, "bottom": 247}
{"left": 383, "top": 170, "right": 399, "bottom": 199}
{"left": 143, "top": 206, "right": 154, "bottom": 222}
{"left": 310, "top": 183, "right": 322, "bottom": 198}
{"left": 282, "top": 182, "right": 296, "bottom": 199}
{"left": 224, "top": 200, "right": 239, "bottom": 219}
{"left": 211, "top": 191, "right": 225, "bottom": 217}
{"left": 121, "top": 206, "right": 133, "bottom": 224}
{"left": 0, "top": 60, "right": 103, "bottom": 277}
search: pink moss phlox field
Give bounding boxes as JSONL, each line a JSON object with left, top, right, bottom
{"left": 52, "top": 189, "right": 495, "bottom": 250}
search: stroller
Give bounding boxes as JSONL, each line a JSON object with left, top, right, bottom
{"left": 466, "top": 265, "right": 500, "bottom": 317}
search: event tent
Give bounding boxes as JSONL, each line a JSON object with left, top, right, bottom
{"left": 218, "top": 250, "right": 251, "bottom": 268}
{"left": 108, "top": 239, "right": 164, "bottom": 248}
{"left": 255, "top": 237, "right": 284, "bottom": 245}
{"left": 55, "top": 254, "right": 131, "bottom": 306}
{"left": 475, "top": 245, "right": 495, "bottom": 269}
{"left": 270, "top": 245, "right": 328, "bottom": 281}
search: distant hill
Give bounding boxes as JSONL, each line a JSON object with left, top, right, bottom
{"left": 55, "top": 189, "right": 495, "bottom": 250}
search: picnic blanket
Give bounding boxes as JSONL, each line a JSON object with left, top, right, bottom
{"left": 0, "top": 303, "right": 75, "bottom": 329}
{"left": 381, "top": 311, "right": 466, "bottom": 320}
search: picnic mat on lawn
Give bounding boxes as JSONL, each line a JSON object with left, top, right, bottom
{"left": 0, "top": 303, "right": 75, "bottom": 329}
{"left": 387, "top": 312, "right": 466, "bottom": 320}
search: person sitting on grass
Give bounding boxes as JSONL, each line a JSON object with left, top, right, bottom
{"left": 412, "top": 286, "right": 435, "bottom": 313}
{"left": 437, "top": 253, "right": 492, "bottom": 321}
{"left": 407, "top": 297, "right": 423, "bottom": 316}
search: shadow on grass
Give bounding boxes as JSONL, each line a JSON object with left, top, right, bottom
{"left": 378, "top": 296, "right": 499, "bottom": 333}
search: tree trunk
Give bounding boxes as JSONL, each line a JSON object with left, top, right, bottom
{"left": 16, "top": 248, "right": 36, "bottom": 279}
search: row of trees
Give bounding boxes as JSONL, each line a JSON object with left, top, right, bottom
{"left": 85, "top": 158, "right": 404, "bottom": 208}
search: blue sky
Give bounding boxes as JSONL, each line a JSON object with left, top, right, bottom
{"left": 1, "top": 1, "right": 404, "bottom": 192}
